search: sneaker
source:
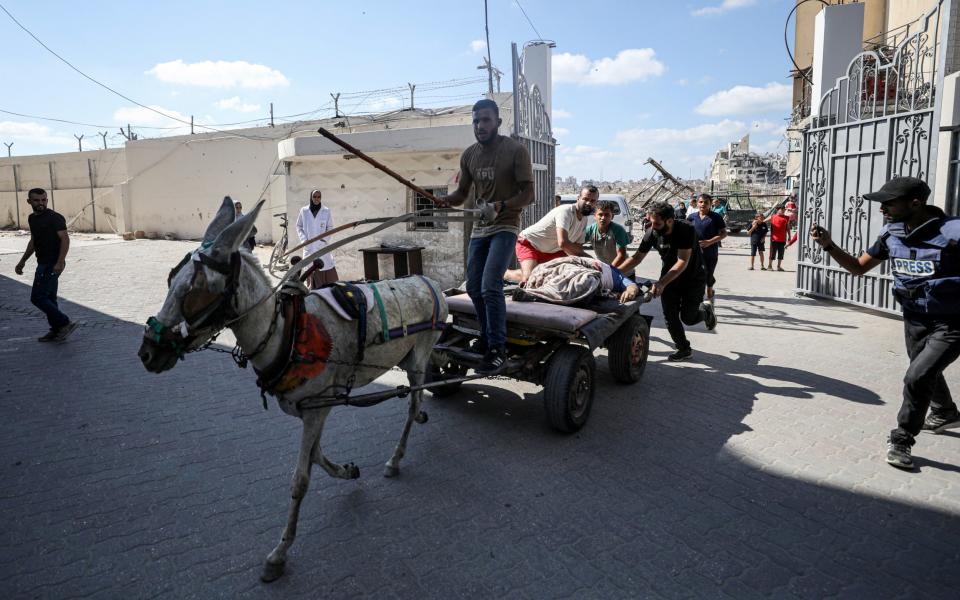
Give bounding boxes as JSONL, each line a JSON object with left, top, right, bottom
{"left": 477, "top": 346, "right": 507, "bottom": 375}
{"left": 748, "top": 266, "right": 754, "bottom": 270}
{"left": 38, "top": 329, "right": 59, "bottom": 342}
{"left": 701, "top": 302, "right": 717, "bottom": 331}
{"left": 885, "top": 439, "right": 914, "bottom": 469}
{"left": 55, "top": 321, "right": 79, "bottom": 341}
{"left": 777, "top": 267, "right": 786, "bottom": 272}
{"left": 667, "top": 347, "right": 693, "bottom": 362}
{"left": 922, "top": 409, "right": 960, "bottom": 433}
{"left": 760, "top": 266, "right": 767, "bottom": 271}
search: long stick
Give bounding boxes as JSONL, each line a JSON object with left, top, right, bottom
{"left": 283, "top": 212, "right": 476, "bottom": 258}
{"left": 316, "top": 127, "right": 441, "bottom": 203}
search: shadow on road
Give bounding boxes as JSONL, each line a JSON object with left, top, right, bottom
{"left": 1, "top": 273, "right": 958, "bottom": 599}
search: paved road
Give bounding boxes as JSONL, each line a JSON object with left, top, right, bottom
{"left": 1, "top": 233, "right": 958, "bottom": 599}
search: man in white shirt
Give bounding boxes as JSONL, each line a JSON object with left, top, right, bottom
{"left": 295, "top": 188, "right": 338, "bottom": 288}
{"left": 508, "top": 185, "right": 598, "bottom": 283}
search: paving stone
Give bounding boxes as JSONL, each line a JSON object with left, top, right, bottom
{"left": 0, "top": 234, "right": 958, "bottom": 597}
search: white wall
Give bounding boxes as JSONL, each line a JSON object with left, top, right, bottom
{"left": 286, "top": 149, "right": 466, "bottom": 288}
{"left": 0, "top": 148, "right": 126, "bottom": 232}
{"left": 122, "top": 134, "right": 280, "bottom": 242}
{"left": 812, "top": 3, "right": 866, "bottom": 116}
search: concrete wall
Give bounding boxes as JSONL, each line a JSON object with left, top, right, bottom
{"left": 122, "top": 134, "right": 281, "bottom": 242}
{"left": 0, "top": 149, "right": 126, "bottom": 232}
{"left": 282, "top": 124, "right": 481, "bottom": 288}
{"left": 0, "top": 97, "right": 515, "bottom": 246}
{"left": 812, "top": 3, "right": 866, "bottom": 116}
{"left": 934, "top": 71, "right": 960, "bottom": 210}
{"left": 286, "top": 150, "right": 465, "bottom": 287}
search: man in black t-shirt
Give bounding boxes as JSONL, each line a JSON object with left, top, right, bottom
{"left": 619, "top": 201, "right": 716, "bottom": 361}
{"left": 14, "top": 188, "right": 78, "bottom": 342}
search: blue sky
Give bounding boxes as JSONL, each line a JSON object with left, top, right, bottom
{"left": 0, "top": 0, "right": 792, "bottom": 180}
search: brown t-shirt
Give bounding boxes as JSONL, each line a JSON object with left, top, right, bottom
{"left": 459, "top": 134, "right": 533, "bottom": 238}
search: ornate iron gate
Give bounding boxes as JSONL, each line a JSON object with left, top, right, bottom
{"left": 797, "top": 0, "right": 950, "bottom": 313}
{"left": 512, "top": 42, "right": 556, "bottom": 231}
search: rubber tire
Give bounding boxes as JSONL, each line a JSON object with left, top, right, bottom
{"left": 607, "top": 315, "right": 650, "bottom": 384}
{"left": 543, "top": 345, "right": 596, "bottom": 433}
{"left": 268, "top": 230, "right": 288, "bottom": 276}
{"left": 426, "top": 352, "right": 466, "bottom": 397}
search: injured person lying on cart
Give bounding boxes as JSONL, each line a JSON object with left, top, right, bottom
{"left": 512, "top": 256, "right": 647, "bottom": 305}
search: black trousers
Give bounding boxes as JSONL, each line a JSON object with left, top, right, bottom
{"left": 703, "top": 253, "right": 718, "bottom": 288}
{"left": 890, "top": 315, "right": 960, "bottom": 446}
{"left": 660, "top": 278, "right": 706, "bottom": 351}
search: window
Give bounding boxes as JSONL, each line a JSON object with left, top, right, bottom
{"left": 408, "top": 187, "right": 449, "bottom": 231}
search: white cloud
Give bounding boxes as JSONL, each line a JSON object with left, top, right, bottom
{"left": 147, "top": 59, "right": 290, "bottom": 89}
{"left": 695, "top": 82, "right": 792, "bottom": 116}
{"left": 470, "top": 39, "right": 487, "bottom": 53}
{"left": 553, "top": 108, "right": 572, "bottom": 119}
{"left": 553, "top": 48, "right": 666, "bottom": 85}
{"left": 751, "top": 119, "right": 786, "bottom": 136}
{"left": 367, "top": 97, "right": 404, "bottom": 112}
{"left": 553, "top": 127, "right": 570, "bottom": 137}
{"left": 692, "top": 0, "right": 758, "bottom": 17}
{"left": 214, "top": 96, "right": 262, "bottom": 113}
{"left": 615, "top": 119, "right": 749, "bottom": 147}
{"left": 0, "top": 121, "right": 74, "bottom": 146}
{"left": 675, "top": 79, "right": 689, "bottom": 86}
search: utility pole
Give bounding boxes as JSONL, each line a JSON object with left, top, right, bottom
{"left": 408, "top": 83, "right": 416, "bottom": 110}
{"left": 190, "top": 115, "right": 194, "bottom": 135}
{"left": 74, "top": 134, "right": 84, "bottom": 152}
{"left": 3, "top": 142, "right": 12, "bottom": 157}
{"left": 269, "top": 102, "right": 275, "bottom": 127}
{"left": 484, "top": 0, "right": 494, "bottom": 95}
{"left": 331, "top": 93, "right": 341, "bottom": 118}
{"left": 98, "top": 131, "right": 109, "bottom": 149}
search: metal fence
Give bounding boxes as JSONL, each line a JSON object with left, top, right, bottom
{"left": 512, "top": 42, "right": 555, "bottom": 232}
{"left": 797, "top": 0, "right": 951, "bottom": 313}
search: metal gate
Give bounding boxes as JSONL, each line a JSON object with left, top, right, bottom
{"left": 512, "top": 42, "right": 555, "bottom": 231}
{"left": 797, "top": 0, "right": 950, "bottom": 313}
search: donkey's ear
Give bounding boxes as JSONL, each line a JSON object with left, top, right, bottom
{"left": 202, "top": 196, "right": 237, "bottom": 246}
{"left": 208, "top": 199, "right": 264, "bottom": 256}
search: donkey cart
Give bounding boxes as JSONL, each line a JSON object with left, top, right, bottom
{"left": 428, "top": 290, "right": 653, "bottom": 433}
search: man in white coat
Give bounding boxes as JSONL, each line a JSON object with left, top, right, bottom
{"left": 295, "top": 188, "right": 338, "bottom": 288}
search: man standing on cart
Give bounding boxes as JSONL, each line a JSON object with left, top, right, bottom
{"left": 438, "top": 99, "right": 534, "bottom": 374}
{"left": 619, "top": 201, "right": 717, "bottom": 361}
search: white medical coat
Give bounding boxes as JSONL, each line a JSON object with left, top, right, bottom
{"left": 295, "top": 204, "right": 336, "bottom": 270}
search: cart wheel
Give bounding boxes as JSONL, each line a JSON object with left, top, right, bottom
{"left": 607, "top": 315, "right": 650, "bottom": 384}
{"left": 543, "top": 345, "right": 595, "bottom": 433}
{"left": 427, "top": 352, "right": 466, "bottom": 397}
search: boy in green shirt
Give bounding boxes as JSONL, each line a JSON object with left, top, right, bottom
{"left": 585, "top": 200, "right": 633, "bottom": 277}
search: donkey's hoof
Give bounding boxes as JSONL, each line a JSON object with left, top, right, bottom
{"left": 261, "top": 560, "right": 285, "bottom": 583}
{"left": 384, "top": 464, "right": 400, "bottom": 478}
{"left": 415, "top": 411, "right": 429, "bottom": 424}
{"left": 345, "top": 463, "right": 360, "bottom": 479}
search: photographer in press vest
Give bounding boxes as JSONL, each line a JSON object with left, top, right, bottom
{"left": 809, "top": 176, "right": 960, "bottom": 470}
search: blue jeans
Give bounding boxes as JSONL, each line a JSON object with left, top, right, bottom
{"left": 466, "top": 232, "right": 517, "bottom": 348}
{"left": 31, "top": 263, "right": 70, "bottom": 330}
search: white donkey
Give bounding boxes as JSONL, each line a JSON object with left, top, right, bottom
{"left": 138, "top": 198, "right": 448, "bottom": 582}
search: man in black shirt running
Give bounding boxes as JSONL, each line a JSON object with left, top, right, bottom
{"left": 14, "top": 188, "right": 78, "bottom": 341}
{"left": 620, "top": 201, "right": 716, "bottom": 361}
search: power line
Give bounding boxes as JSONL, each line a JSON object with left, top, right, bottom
{"left": 514, "top": 0, "right": 543, "bottom": 41}
{"left": 0, "top": 2, "right": 277, "bottom": 142}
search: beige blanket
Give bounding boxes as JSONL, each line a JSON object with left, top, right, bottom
{"left": 521, "top": 256, "right": 604, "bottom": 305}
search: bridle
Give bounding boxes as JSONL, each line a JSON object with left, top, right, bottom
{"left": 143, "top": 247, "right": 245, "bottom": 359}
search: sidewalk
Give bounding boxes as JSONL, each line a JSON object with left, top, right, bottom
{"left": 0, "top": 234, "right": 957, "bottom": 598}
